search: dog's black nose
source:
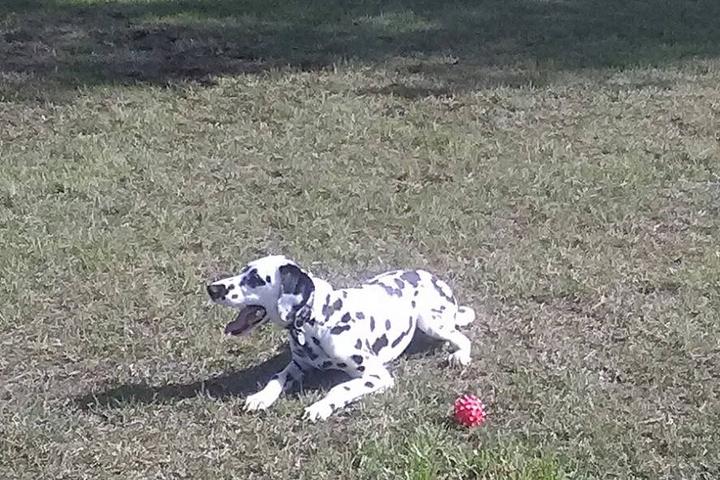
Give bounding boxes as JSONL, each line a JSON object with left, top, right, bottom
{"left": 207, "top": 284, "right": 228, "bottom": 300}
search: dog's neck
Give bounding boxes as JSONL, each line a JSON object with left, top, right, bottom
{"left": 283, "top": 275, "right": 334, "bottom": 344}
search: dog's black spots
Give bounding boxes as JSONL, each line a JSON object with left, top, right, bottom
{"left": 369, "top": 374, "right": 380, "bottom": 380}
{"left": 355, "top": 339, "right": 362, "bottom": 349}
{"left": 331, "top": 324, "right": 351, "bottom": 335}
{"left": 430, "top": 275, "right": 455, "bottom": 302}
{"left": 322, "top": 297, "right": 344, "bottom": 319}
{"left": 351, "top": 355, "right": 364, "bottom": 365}
{"left": 411, "top": 300, "right": 416, "bottom": 308}
{"left": 320, "top": 361, "right": 333, "bottom": 369}
{"left": 379, "top": 284, "right": 403, "bottom": 297}
{"left": 227, "top": 284, "right": 235, "bottom": 291}
{"left": 321, "top": 294, "right": 332, "bottom": 318}
{"left": 391, "top": 318, "right": 415, "bottom": 348}
{"left": 337, "top": 362, "right": 347, "bottom": 368}
{"left": 370, "top": 317, "right": 376, "bottom": 330}
{"left": 371, "top": 334, "right": 389, "bottom": 355}
{"left": 341, "top": 312, "right": 352, "bottom": 323}
{"left": 329, "top": 403, "right": 336, "bottom": 410}
{"left": 342, "top": 291, "right": 348, "bottom": 299}
{"left": 394, "top": 278, "right": 405, "bottom": 290}
{"left": 231, "top": 294, "right": 238, "bottom": 299}
{"left": 414, "top": 290, "right": 419, "bottom": 297}
{"left": 357, "top": 366, "right": 366, "bottom": 372}
{"left": 385, "top": 319, "right": 391, "bottom": 330}
{"left": 265, "top": 275, "right": 271, "bottom": 283}
{"left": 431, "top": 308, "right": 444, "bottom": 314}
{"left": 400, "top": 271, "right": 421, "bottom": 288}
{"left": 343, "top": 385, "right": 351, "bottom": 391}
{"left": 304, "top": 346, "right": 319, "bottom": 361}
{"left": 365, "top": 340, "right": 372, "bottom": 351}
{"left": 364, "top": 381, "right": 374, "bottom": 388}
{"left": 240, "top": 268, "right": 266, "bottom": 289}
{"left": 356, "top": 312, "right": 365, "bottom": 320}
{"left": 313, "top": 335, "right": 326, "bottom": 351}
{"left": 440, "top": 305, "right": 446, "bottom": 311}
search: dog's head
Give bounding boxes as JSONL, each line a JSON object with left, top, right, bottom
{"left": 206, "top": 255, "right": 315, "bottom": 336}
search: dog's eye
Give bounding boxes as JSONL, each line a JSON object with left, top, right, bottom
{"left": 240, "top": 269, "right": 267, "bottom": 289}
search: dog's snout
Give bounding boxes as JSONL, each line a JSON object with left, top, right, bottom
{"left": 207, "top": 283, "right": 228, "bottom": 300}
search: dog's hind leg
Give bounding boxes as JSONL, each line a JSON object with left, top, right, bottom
{"left": 416, "top": 311, "right": 473, "bottom": 367}
{"left": 245, "top": 359, "right": 304, "bottom": 412}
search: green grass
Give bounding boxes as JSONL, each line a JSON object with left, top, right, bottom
{"left": 2, "top": 1, "right": 720, "bottom": 479}
{"left": 358, "top": 425, "right": 566, "bottom": 480}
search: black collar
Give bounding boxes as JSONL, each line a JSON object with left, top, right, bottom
{"left": 286, "top": 307, "right": 313, "bottom": 345}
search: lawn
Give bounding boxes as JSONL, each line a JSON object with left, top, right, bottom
{"left": 1, "top": 1, "right": 719, "bottom": 478}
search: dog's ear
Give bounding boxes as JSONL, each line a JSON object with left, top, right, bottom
{"left": 277, "top": 264, "right": 315, "bottom": 324}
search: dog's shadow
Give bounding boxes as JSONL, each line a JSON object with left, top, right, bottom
{"left": 75, "top": 334, "right": 442, "bottom": 411}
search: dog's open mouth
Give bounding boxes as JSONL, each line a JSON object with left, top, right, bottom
{"left": 224, "top": 305, "right": 267, "bottom": 336}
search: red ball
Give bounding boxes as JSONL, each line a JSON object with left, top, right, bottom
{"left": 453, "top": 394, "right": 487, "bottom": 427}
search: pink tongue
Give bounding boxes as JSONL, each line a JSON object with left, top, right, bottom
{"left": 224, "top": 306, "right": 266, "bottom": 336}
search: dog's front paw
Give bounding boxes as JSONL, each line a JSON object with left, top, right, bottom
{"left": 244, "top": 390, "right": 278, "bottom": 412}
{"left": 448, "top": 350, "right": 471, "bottom": 367}
{"left": 303, "top": 401, "right": 334, "bottom": 422}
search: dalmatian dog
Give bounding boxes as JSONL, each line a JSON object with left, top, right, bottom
{"left": 206, "top": 255, "right": 475, "bottom": 421}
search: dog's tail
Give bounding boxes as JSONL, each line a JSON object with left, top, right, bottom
{"left": 455, "top": 306, "right": 476, "bottom": 327}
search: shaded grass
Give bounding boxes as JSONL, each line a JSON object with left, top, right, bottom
{"left": 2, "top": 0, "right": 720, "bottom": 95}
{"left": 2, "top": 1, "right": 720, "bottom": 479}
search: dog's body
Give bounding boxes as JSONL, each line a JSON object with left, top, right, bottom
{"left": 207, "top": 255, "right": 474, "bottom": 421}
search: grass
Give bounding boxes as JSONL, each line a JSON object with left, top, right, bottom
{"left": 1, "top": 0, "right": 719, "bottom": 478}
